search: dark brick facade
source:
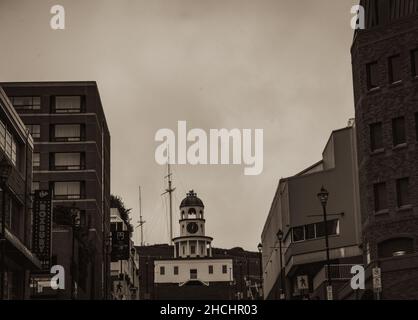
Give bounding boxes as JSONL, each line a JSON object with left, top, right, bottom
{"left": 352, "top": 1, "right": 418, "bottom": 299}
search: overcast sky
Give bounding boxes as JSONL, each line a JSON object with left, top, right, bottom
{"left": 0, "top": 0, "right": 356, "bottom": 251}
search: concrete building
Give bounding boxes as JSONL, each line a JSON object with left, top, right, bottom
{"left": 0, "top": 87, "right": 41, "bottom": 299}
{"left": 261, "top": 123, "right": 363, "bottom": 300}
{"left": 110, "top": 207, "right": 139, "bottom": 300}
{"left": 351, "top": 0, "right": 418, "bottom": 299}
{"left": 1, "top": 82, "right": 111, "bottom": 299}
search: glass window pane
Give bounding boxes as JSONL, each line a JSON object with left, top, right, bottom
{"left": 327, "top": 220, "right": 339, "bottom": 236}
{"left": 55, "top": 96, "right": 81, "bottom": 113}
{"left": 316, "top": 222, "right": 325, "bottom": 238}
{"left": 389, "top": 55, "right": 401, "bottom": 83}
{"left": 292, "top": 226, "right": 305, "bottom": 242}
{"left": 392, "top": 117, "right": 406, "bottom": 146}
{"left": 396, "top": 178, "right": 409, "bottom": 207}
{"left": 54, "top": 153, "right": 81, "bottom": 168}
{"left": 367, "top": 61, "right": 379, "bottom": 89}
{"left": 54, "top": 124, "right": 81, "bottom": 140}
{"left": 370, "top": 122, "right": 383, "bottom": 151}
{"left": 305, "top": 223, "right": 316, "bottom": 240}
{"left": 374, "top": 182, "right": 387, "bottom": 212}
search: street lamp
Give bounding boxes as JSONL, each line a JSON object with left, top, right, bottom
{"left": 70, "top": 205, "right": 81, "bottom": 300}
{"left": 0, "top": 158, "right": 12, "bottom": 300}
{"left": 257, "top": 243, "right": 263, "bottom": 300}
{"left": 276, "top": 229, "right": 286, "bottom": 300}
{"left": 317, "top": 186, "right": 332, "bottom": 300}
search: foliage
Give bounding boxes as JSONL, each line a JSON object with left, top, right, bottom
{"left": 110, "top": 194, "right": 134, "bottom": 234}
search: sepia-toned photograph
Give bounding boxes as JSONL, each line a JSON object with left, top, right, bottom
{"left": 0, "top": 0, "right": 417, "bottom": 315}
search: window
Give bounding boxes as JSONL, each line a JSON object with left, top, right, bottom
{"left": 392, "top": 117, "right": 406, "bottom": 146}
{"left": 415, "top": 113, "right": 418, "bottom": 141}
{"left": 173, "top": 266, "right": 178, "bottom": 275}
{"left": 51, "top": 153, "right": 83, "bottom": 170}
{"left": 160, "top": 266, "right": 165, "bottom": 275}
{"left": 326, "top": 220, "right": 339, "bottom": 236}
{"left": 222, "top": 265, "right": 228, "bottom": 274}
{"left": 314, "top": 221, "right": 339, "bottom": 238}
{"left": 52, "top": 124, "right": 83, "bottom": 142}
{"left": 208, "top": 265, "right": 213, "bottom": 274}
{"left": 412, "top": 49, "right": 418, "bottom": 77}
{"left": 190, "top": 245, "right": 196, "bottom": 255}
{"left": 378, "top": 238, "right": 414, "bottom": 258}
{"left": 27, "top": 124, "right": 40, "bottom": 139}
{"left": 188, "top": 208, "right": 196, "bottom": 218}
{"left": 190, "top": 269, "right": 197, "bottom": 279}
{"left": 33, "top": 153, "right": 40, "bottom": 169}
{"left": 396, "top": 178, "right": 409, "bottom": 207}
{"left": 292, "top": 226, "right": 305, "bottom": 242}
{"left": 315, "top": 222, "right": 325, "bottom": 238}
{"left": 370, "top": 122, "right": 383, "bottom": 151}
{"left": 388, "top": 55, "right": 401, "bottom": 83}
{"left": 32, "top": 181, "right": 40, "bottom": 192}
{"left": 10, "top": 96, "right": 41, "bottom": 111}
{"left": 53, "top": 96, "right": 82, "bottom": 113}
{"left": 53, "top": 181, "right": 82, "bottom": 200}
{"left": 305, "top": 224, "right": 316, "bottom": 240}
{"left": 111, "top": 222, "right": 123, "bottom": 233}
{"left": 0, "top": 120, "right": 18, "bottom": 166}
{"left": 374, "top": 182, "right": 387, "bottom": 212}
{"left": 366, "top": 61, "right": 379, "bottom": 89}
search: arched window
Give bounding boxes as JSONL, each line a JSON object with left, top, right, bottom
{"left": 378, "top": 237, "right": 414, "bottom": 258}
{"left": 188, "top": 208, "right": 196, "bottom": 218}
{"left": 181, "top": 210, "right": 185, "bottom": 219}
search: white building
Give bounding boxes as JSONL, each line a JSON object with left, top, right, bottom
{"left": 154, "top": 191, "right": 234, "bottom": 296}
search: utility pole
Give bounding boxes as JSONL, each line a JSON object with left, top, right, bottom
{"left": 162, "top": 162, "right": 175, "bottom": 244}
{"left": 137, "top": 186, "right": 146, "bottom": 246}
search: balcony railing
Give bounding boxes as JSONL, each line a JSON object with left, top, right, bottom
{"left": 51, "top": 165, "right": 85, "bottom": 171}
{"left": 52, "top": 107, "right": 82, "bottom": 114}
{"left": 313, "top": 264, "right": 362, "bottom": 291}
{"left": 53, "top": 194, "right": 83, "bottom": 200}
{"left": 51, "top": 136, "right": 84, "bottom": 142}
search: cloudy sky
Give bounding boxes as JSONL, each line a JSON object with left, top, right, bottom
{"left": 0, "top": 0, "right": 356, "bottom": 251}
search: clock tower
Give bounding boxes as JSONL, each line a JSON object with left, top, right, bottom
{"left": 173, "top": 190, "right": 213, "bottom": 258}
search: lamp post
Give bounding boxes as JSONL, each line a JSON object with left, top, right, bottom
{"left": 70, "top": 205, "right": 80, "bottom": 300}
{"left": 257, "top": 243, "right": 263, "bottom": 300}
{"left": 276, "top": 229, "right": 285, "bottom": 300}
{"left": 0, "top": 159, "right": 12, "bottom": 300}
{"left": 317, "top": 186, "right": 332, "bottom": 300}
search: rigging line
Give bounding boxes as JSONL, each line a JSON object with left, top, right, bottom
{"left": 171, "top": 165, "right": 187, "bottom": 196}
{"left": 161, "top": 193, "right": 169, "bottom": 244}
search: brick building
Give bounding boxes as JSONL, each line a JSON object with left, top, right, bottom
{"left": 1, "top": 82, "right": 111, "bottom": 299}
{"left": 351, "top": 0, "right": 418, "bottom": 299}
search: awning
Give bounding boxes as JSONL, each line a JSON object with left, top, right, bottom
{"left": 4, "top": 229, "right": 42, "bottom": 270}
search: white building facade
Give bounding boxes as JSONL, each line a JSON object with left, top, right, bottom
{"left": 155, "top": 190, "right": 233, "bottom": 286}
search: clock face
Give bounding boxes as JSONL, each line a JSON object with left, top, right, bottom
{"left": 186, "top": 222, "right": 199, "bottom": 234}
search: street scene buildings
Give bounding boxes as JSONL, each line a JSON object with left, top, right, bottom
{"left": 0, "top": 0, "right": 418, "bottom": 301}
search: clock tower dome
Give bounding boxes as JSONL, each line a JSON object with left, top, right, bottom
{"left": 173, "top": 190, "right": 213, "bottom": 258}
